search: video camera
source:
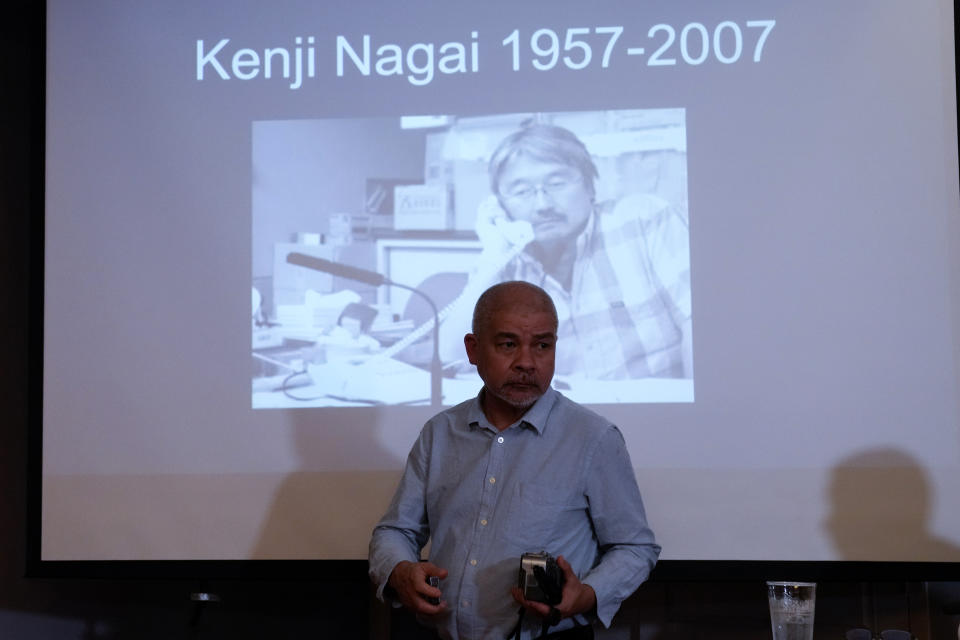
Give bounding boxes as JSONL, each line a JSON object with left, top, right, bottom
{"left": 517, "top": 551, "right": 564, "bottom": 605}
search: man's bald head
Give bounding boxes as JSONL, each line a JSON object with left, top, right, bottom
{"left": 471, "top": 281, "right": 558, "bottom": 337}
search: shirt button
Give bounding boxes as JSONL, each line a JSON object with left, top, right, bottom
{"left": 480, "top": 519, "right": 488, "bottom": 526}
{"left": 470, "top": 559, "right": 478, "bottom": 566}
{"left": 462, "top": 600, "right": 470, "bottom": 607}
{"left": 489, "top": 477, "right": 496, "bottom": 484}
{"left": 497, "top": 436, "right": 505, "bottom": 444}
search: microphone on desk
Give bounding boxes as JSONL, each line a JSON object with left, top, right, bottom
{"left": 285, "top": 251, "right": 443, "bottom": 408}
{"left": 286, "top": 252, "right": 387, "bottom": 287}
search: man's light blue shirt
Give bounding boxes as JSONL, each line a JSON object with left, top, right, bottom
{"left": 369, "top": 387, "right": 660, "bottom": 640}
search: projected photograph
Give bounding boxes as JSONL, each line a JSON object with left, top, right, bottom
{"left": 251, "top": 109, "right": 692, "bottom": 408}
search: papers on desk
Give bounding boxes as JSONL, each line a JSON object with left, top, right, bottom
{"left": 252, "top": 364, "right": 477, "bottom": 408}
{"left": 252, "top": 356, "right": 435, "bottom": 407}
{"left": 305, "top": 357, "right": 433, "bottom": 405}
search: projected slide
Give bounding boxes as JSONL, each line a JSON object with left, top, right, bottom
{"left": 251, "top": 110, "right": 692, "bottom": 408}
{"left": 41, "top": 0, "right": 960, "bottom": 565}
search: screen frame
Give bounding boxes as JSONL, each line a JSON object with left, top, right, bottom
{"left": 24, "top": 0, "right": 960, "bottom": 583}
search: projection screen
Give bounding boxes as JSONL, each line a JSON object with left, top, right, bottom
{"left": 41, "top": 0, "right": 960, "bottom": 567}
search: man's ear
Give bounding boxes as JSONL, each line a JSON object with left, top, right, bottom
{"left": 464, "top": 333, "right": 479, "bottom": 365}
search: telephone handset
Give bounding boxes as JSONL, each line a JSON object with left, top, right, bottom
{"left": 375, "top": 197, "right": 534, "bottom": 361}
{"left": 474, "top": 194, "right": 536, "bottom": 256}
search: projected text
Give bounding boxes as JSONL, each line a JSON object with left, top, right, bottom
{"left": 196, "top": 20, "right": 775, "bottom": 90}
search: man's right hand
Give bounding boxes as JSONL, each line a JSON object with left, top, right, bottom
{"left": 387, "top": 560, "right": 449, "bottom": 615}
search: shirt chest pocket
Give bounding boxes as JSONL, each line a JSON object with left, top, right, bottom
{"left": 502, "top": 482, "right": 587, "bottom": 553}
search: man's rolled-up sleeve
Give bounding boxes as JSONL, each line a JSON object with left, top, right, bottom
{"left": 581, "top": 426, "right": 661, "bottom": 627}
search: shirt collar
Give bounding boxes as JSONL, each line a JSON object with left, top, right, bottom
{"left": 576, "top": 208, "right": 598, "bottom": 257}
{"left": 467, "top": 386, "right": 559, "bottom": 435}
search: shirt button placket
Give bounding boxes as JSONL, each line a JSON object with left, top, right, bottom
{"left": 465, "top": 429, "right": 502, "bottom": 610}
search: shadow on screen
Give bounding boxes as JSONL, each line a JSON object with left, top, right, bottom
{"left": 249, "top": 408, "right": 409, "bottom": 560}
{"left": 825, "top": 447, "right": 960, "bottom": 561}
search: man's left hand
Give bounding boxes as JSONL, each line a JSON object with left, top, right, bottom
{"left": 510, "top": 555, "right": 596, "bottom": 623}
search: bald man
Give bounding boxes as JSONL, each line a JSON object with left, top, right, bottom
{"left": 369, "top": 282, "right": 660, "bottom": 640}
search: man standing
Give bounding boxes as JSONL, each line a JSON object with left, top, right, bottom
{"left": 440, "top": 123, "right": 692, "bottom": 381}
{"left": 370, "top": 281, "right": 660, "bottom": 639}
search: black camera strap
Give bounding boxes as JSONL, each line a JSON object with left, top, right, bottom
{"left": 507, "top": 607, "right": 525, "bottom": 640}
{"left": 507, "top": 607, "right": 582, "bottom": 640}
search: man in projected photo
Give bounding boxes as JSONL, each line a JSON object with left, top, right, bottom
{"left": 369, "top": 281, "right": 660, "bottom": 640}
{"left": 441, "top": 124, "right": 692, "bottom": 381}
